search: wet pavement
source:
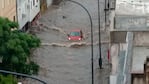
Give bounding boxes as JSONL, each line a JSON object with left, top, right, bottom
{"left": 29, "top": 0, "right": 111, "bottom": 84}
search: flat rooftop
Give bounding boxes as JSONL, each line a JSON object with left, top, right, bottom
{"left": 114, "top": 0, "right": 149, "bottom": 31}
{"left": 115, "top": 0, "right": 149, "bottom": 15}
{"left": 131, "top": 47, "right": 149, "bottom": 74}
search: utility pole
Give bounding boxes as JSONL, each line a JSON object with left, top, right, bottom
{"left": 98, "top": 0, "right": 102, "bottom": 69}
{"left": 108, "top": 0, "right": 110, "bottom": 10}
{"left": 105, "top": 0, "right": 107, "bottom": 29}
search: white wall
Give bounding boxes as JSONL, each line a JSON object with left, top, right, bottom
{"left": 17, "top": 0, "right": 28, "bottom": 29}
{"left": 46, "top": 0, "right": 53, "bottom": 7}
{"left": 17, "top": 0, "right": 40, "bottom": 29}
{"left": 28, "top": 0, "right": 40, "bottom": 22}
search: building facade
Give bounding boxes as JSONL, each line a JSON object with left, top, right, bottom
{"left": 109, "top": 0, "right": 149, "bottom": 84}
{"left": 17, "top": 0, "right": 28, "bottom": 30}
{"left": 16, "top": 0, "right": 40, "bottom": 30}
{"left": 0, "top": 0, "right": 17, "bottom": 21}
{"left": 28, "top": 0, "right": 40, "bottom": 22}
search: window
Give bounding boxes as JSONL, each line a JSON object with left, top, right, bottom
{"left": 70, "top": 32, "right": 80, "bottom": 36}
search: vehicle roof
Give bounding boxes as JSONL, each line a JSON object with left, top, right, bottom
{"left": 70, "top": 29, "right": 82, "bottom": 32}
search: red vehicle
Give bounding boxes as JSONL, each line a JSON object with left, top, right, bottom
{"left": 67, "top": 29, "right": 83, "bottom": 41}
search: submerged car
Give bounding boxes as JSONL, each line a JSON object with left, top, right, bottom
{"left": 67, "top": 29, "right": 83, "bottom": 41}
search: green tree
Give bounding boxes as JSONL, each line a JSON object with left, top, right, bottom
{"left": 0, "top": 17, "right": 40, "bottom": 75}
{"left": 0, "top": 74, "right": 17, "bottom": 84}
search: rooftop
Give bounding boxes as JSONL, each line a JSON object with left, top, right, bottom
{"left": 113, "top": 0, "right": 149, "bottom": 31}
{"left": 115, "top": 0, "right": 149, "bottom": 15}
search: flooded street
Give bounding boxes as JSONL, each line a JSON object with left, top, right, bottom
{"left": 32, "top": 44, "right": 110, "bottom": 84}
{"left": 29, "top": 0, "right": 111, "bottom": 84}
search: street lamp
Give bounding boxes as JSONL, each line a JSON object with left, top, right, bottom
{"left": 62, "top": 0, "right": 94, "bottom": 84}
{"left": 98, "top": 0, "right": 102, "bottom": 69}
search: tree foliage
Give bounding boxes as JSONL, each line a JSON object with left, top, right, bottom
{"left": 0, "top": 74, "right": 17, "bottom": 84}
{"left": 0, "top": 17, "right": 40, "bottom": 75}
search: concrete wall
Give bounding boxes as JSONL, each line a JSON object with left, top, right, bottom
{"left": 110, "top": 75, "right": 117, "bottom": 84}
{"left": 134, "top": 32, "right": 149, "bottom": 46}
{"left": 109, "top": 10, "right": 115, "bottom": 31}
{"left": 115, "top": 16, "right": 149, "bottom": 31}
{"left": 110, "top": 44, "right": 119, "bottom": 75}
{"left": 0, "top": 0, "right": 16, "bottom": 21}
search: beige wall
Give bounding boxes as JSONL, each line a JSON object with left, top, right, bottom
{"left": 0, "top": 0, "right": 16, "bottom": 21}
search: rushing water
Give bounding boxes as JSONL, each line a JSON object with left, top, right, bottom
{"left": 26, "top": 0, "right": 111, "bottom": 83}
{"left": 31, "top": 44, "right": 110, "bottom": 84}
